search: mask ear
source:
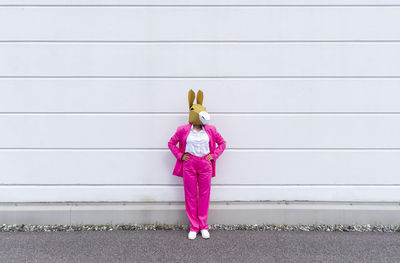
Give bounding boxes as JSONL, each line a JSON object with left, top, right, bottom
{"left": 188, "top": 89, "right": 195, "bottom": 108}
{"left": 196, "top": 90, "right": 204, "bottom": 105}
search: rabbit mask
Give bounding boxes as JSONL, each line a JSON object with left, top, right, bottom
{"left": 188, "top": 89, "right": 210, "bottom": 125}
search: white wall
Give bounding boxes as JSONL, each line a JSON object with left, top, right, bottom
{"left": 1, "top": 0, "right": 400, "bottom": 203}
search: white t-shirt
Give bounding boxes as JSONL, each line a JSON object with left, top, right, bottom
{"left": 184, "top": 124, "right": 210, "bottom": 157}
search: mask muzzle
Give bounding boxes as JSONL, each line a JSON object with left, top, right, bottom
{"left": 199, "top": 111, "right": 210, "bottom": 125}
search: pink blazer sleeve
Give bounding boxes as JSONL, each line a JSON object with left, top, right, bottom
{"left": 211, "top": 127, "right": 226, "bottom": 161}
{"left": 168, "top": 127, "right": 184, "bottom": 161}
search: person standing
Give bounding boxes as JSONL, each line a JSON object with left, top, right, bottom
{"left": 168, "top": 89, "right": 226, "bottom": 240}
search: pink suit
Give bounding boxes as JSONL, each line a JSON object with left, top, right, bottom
{"left": 168, "top": 123, "right": 226, "bottom": 232}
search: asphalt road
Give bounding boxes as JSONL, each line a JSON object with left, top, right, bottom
{"left": 0, "top": 230, "right": 399, "bottom": 262}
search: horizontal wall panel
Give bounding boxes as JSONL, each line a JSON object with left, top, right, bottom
{"left": 0, "top": 150, "right": 399, "bottom": 185}
{"left": 0, "top": 0, "right": 399, "bottom": 6}
{"left": 1, "top": 185, "right": 400, "bottom": 202}
{"left": 1, "top": 114, "right": 400, "bottom": 148}
{"left": 2, "top": 79, "right": 400, "bottom": 113}
{"left": 2, "top": 43, "right": 400, "bottom": 77}
{"left": 2, "top": 8, "right": 400, "bottom": 41}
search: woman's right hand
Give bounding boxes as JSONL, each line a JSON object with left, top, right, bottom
{"left": 181, "top": 153, "right": 190, "bottom": 161}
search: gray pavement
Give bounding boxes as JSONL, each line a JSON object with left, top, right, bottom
{"left": 0, "top": 230, "right": 399, "bottom": 262}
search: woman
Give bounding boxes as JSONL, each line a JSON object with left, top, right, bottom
{"left": 168, "top": 89, "right": 226, "bottom": 240}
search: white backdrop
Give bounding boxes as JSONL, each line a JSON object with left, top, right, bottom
{"left": 1, "top": 0, "right": 400, "bottom": 202}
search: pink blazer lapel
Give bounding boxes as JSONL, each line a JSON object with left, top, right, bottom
{"left": 204, "top": 124, "right": 214, "bottom": 153}
{"left": 181, "top": 123, "right": 192, "bottom": 152}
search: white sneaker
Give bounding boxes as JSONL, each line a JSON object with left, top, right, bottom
{"left": 188, "top": 231, "right": 197, "bottom": 240}
{"left": 200, "top": 229, "right": 210, "bottom": 239}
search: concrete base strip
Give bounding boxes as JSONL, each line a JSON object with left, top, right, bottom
{"left": 1, "top": 201, "right": 400, "bottom": 225}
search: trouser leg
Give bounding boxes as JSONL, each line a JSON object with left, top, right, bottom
{"left": 182, "top": 158, "right": 200, "bottom": 232}
{"left": 197, "top": 158, "right": 212, "bottom": 231}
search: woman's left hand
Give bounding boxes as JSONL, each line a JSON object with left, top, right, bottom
{"left": 205, "top": 154, "right": 214, "bottom": 161}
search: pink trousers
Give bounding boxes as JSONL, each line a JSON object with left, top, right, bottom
{"left": 182, "top": 153, "right": 212, "bottom": 232}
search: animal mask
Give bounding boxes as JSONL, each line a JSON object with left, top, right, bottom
{"left": 188, "top": 89, "right": 210, "bottom": 125}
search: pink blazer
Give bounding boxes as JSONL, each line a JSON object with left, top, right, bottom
{"left": 168, "top": 123, "right": 226, "bottom": 178}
